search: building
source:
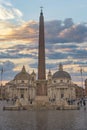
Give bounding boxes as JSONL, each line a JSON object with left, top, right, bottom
{"left": 75, "top": 84, "right": 84, "bottom": 98}
{"left": 85, "top": 79, "right": 87, "bottom": 97}
{"left": 5, "top": 66, "right": 36, "bottom": 103}
{"left": 47, "top": 63, "right": 76, "bottom": 105}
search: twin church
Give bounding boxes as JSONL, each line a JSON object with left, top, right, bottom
{"left": 5, "top": 9, "right": 76, "bottom": 107}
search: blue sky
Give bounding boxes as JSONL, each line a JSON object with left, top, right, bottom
{"left": 0, "top": 0, "right": 87, "bottom": 87}
{"left": 11, "top": 0, "right": 87, "bottom": 22}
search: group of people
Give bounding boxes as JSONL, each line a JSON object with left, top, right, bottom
{"left": 6, "top": 96, "right": 18, "bottom": 104}
{"left": 77, "top": 98, "right": 86, "bottom": 110}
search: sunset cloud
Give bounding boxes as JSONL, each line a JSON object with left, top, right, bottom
{"left": 0, "top": 21, "right": 38, "bottom": 43}
{"left": 1, "top": 19, "right": 87, "bottom": 44}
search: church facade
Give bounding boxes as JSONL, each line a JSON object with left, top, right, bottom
{"left": 47, "top": 63, "right": 76, "bottom": 104}
{"left": 5, "top": 66, "right": 36, "bottom": 103}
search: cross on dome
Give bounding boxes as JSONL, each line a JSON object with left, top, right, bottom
{"left": 59, "top": 63, "right": 63, "bottom": 71}
{"left": 40, "top": 6, "right": 43, "bottom": 14}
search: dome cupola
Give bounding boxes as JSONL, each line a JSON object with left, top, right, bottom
{"left": 14, "top": 66, "right": 30, "bottom": 80}
{"left": 52, "top": 63, "right": 71, "bottom": 79}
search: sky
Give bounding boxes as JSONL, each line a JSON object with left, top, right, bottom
{"left": 0, "top": 0, "right": 87, "bottom": 87}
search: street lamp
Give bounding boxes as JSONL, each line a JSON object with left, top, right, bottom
{"left": 0, "top": 67, "right": 3, "bottom": 99}
{"left": 80, "top": 67, "right": 84, "bottom": 98}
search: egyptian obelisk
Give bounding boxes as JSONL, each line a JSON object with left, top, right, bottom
{"left": 36, "top": 8, "right": 47, "bottom": 97}
{"left": 38, "top": 7, "right": 46, "bottom": 80}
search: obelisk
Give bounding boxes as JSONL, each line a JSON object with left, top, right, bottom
{"left": 38, "top": 7, "right": 46, "bottom": 80}
{"left": 36, "top": 8, "right": 47, "bottom": 96}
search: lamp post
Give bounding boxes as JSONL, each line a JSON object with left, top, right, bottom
{"left": 0, "top": 67, "right": 3, "bottom": 99}
{"left": 80, "top": 67, "right": 84, "bottom": 98}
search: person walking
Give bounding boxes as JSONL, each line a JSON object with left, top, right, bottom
{"left": 83, "top": 99, "right": 86, "bottom": 110}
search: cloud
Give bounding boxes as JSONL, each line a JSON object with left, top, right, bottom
{"left": 0, "top": 0, "right": 23, "bottom": 20}
{"left": 0, "top": 17, "right": 87, "bottom": 44}
{"left": 63, "top": 18, "right": 74, "bottom": 28}
{"left": 0, "top": 21, "right": 38, "bottom": 43}
{"left": 58, "top": 24, "right": 87, "bottom": 43}
{"left": 0, "top": 44, "right": 38, "bottom": 59}
{"left": 0, "top": 60, "right": 16, "bottom": 80}
{"left": 0, "top": 1, "right": 87, "bottom": 44}
{"left": 45, "top": 19, "right": 87, "bottom": 43}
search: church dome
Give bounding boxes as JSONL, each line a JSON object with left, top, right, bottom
{"left": 14, "top": 66, "right": 30, "bottom": 80}
{"left": 52, "top": 63, "right": 71, "bottom": 79}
